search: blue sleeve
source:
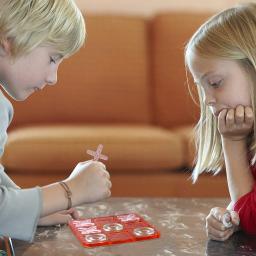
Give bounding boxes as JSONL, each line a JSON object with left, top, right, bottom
{"left": 0, "top": 90, "right": 42, "bottom": 241}
{"left": 0, "top": 186, "right": 42, "bottom": 241}
{"left": 0, "top": 165, "right": 20, "bottom": 189}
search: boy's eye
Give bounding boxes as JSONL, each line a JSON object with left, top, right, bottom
{"left": 50, "top": 57, "right": 56, "bottom": 64}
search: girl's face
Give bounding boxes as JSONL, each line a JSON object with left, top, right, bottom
{"left": 187, "top": 51, "right": 253, "bottom": 117}
{"left": 0, "top": 46, "right": 63, "bottom": 101}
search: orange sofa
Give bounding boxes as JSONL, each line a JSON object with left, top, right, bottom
{"left": 1, "top": 12, "right": 229, "bottom": 197}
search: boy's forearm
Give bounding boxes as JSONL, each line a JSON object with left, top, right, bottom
{"left": 222, "top": 137, "right": 254, "bottom": 202}
{"left": 40, "top": 182, "right": 68, "bottom": 217}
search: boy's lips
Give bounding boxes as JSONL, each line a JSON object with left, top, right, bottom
{"left": 33, "top": 86, "right": 45, "bottom": 91}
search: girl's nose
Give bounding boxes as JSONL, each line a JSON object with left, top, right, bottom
{"left": 203, "top": 90, "right": 216, "bottom": 106}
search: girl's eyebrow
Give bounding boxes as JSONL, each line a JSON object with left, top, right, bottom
{"left": 194, "top": 71, "right": 215, "bottom": 84}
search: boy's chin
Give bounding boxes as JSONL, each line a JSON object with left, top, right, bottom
{"left": 7, "top": 90, "right": 30, "bottom": 101}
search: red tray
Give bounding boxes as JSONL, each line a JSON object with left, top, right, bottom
{"left": 69, "top": 213, "right": 160, "bottom": 247}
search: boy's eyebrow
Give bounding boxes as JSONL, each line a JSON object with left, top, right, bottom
{"left": 52, "top": 53, "right": 64, "bottom": 60}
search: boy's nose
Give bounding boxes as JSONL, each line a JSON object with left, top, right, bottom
{"left": 46, "top": 73, "right": 57, "bottom": 86}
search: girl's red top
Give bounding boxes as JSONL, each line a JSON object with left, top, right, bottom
{"left": 234, "top": 163, "right": 256, "bottom": 235}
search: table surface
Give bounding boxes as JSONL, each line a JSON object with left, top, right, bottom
{"left": 13, "top": 197, "right": 256, "bottom": 256}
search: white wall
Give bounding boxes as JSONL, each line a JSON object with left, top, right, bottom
{"left": 75, "top": 0, "right": 250, "bottom": 16}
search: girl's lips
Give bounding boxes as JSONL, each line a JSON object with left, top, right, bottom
{"left": 213, "top": 108, "right": 226, "bottom": 117}
{"left": 213, "top": 110, "right": 220, "bottom": 116}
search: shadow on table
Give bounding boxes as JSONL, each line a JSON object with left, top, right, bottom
{"left": 206, "top": 231, "right": 256, "bottom": 256}
{"left": 12, "top": 226, "right": 60, "bottom": 255}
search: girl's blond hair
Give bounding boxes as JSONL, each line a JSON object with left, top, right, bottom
{"left": 185, "top": 3, "right": 256, "bottom": 182}
{"left": 0, "top": 0, "right": 85, "bottom": 58}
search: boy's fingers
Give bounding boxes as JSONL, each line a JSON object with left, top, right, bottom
{"left": 57, "top": 214, "right": 73, "bottom": 224}
{"left": 101, "top": 169, "right": 110, "bottom": 179}
{"left": 93, "top": 161, "right": 106, "bottom": 169}
{"left": 68, "top": 208, "right": 80, "bottom": 220}
{"left": 106, "top": 179, "right": 112, "bottom": 188}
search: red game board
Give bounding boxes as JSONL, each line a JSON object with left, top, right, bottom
{"left": 69, "top": 213, "right": 160, "bottom": 247}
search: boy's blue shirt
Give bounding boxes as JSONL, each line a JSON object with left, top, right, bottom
{"left": 0, "top": 90, "right": 42, "bottom": 242}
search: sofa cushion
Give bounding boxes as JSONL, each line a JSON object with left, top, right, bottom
{"left": 9, "top": 15, "right": 152, "bottom": 129}
{"left": 173, "top": 125, "right": 195, "bottom": 167}
{"left": 151, "top": 12, "right": 212, "bottom": 128}
{"left": 2, "top": 125, "right": 184, "bottom": 174}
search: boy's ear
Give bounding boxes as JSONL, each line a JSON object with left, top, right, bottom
{"left": 0, "top": 38, "right": 11, "bottom": 57}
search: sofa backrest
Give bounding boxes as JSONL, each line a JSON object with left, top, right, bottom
{"left": 9, "top": 15, "right": 152, "bottom": 129}
{"left": 9, "top": 12, "right": 213, "bottom": 130}
{"left": 151, "top": 12, "right": 212, "bottom": 128}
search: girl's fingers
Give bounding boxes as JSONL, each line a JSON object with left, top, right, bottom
{"left": 207, "top": 214, "right": 226, "bottom": 231}
{"left": 235, "top": 105, "right": 245, "bottom": 125}
{"left": 245, "top": 106, "right": 254, "bottom": 126}
{"left": 207, "top": 225, "right": 233, "bottom": 240}
{"left": 226, "top": 109, "right": 235, "bottom": 128}
{"left": 230, "top": 210, "right": 240, "bottom": 226}
{"left": 210, "top": 207, "right": 226, "bottom": 222}
{"left": 218, "top": 109, "right": 228, "bottom": 130}
{"left": 208, "top": 228, "right": 234, "bottom": 241}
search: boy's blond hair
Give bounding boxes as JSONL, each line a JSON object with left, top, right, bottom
{"left": 0, "top": 0, "right": 85, "bottom": 58}
{"left": 185, "top": 3, "right": 256, "bottom": 182}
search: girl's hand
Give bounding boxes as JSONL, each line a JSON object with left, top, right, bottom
{"left": 38, "top": 208, "right": 79, "bottom": 226}
{"left": 65, "top": 161, "right": 112, "bottom": 206}
{"left": 206, "top": 207, "right": 240, "bottom": 241}
{"left": 218, "top": 105, "right": 253, "bottom": 141}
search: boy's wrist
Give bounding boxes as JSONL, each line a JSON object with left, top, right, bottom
{"left": 59, "top": 181, "right": 72, "bottom": 210}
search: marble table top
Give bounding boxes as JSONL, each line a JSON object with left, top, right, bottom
{"left": 13, "top": 197, "right": 256, "bottom": 256}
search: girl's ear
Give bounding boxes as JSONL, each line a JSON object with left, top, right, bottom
{"left": 0, "top": 38, "right": 11, "bottom": 57}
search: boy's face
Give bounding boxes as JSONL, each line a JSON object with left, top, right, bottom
{"left": 187, "top": 51, "right": 252, "bottom": 117}
{"left": 0, "top": 46, "right": 63, "bottom": 101}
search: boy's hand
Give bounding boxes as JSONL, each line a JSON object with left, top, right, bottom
{"left": 217, "top": 105, "right": 253, "bottom": 141}
{"left": 65, "top": 161, "right": 111, "bottom": 206}
{"left": 38, "top": 208, "right": 79, "bottom": 226}
{"left": 206, "top": 207, "right": 240, "bottom": 241}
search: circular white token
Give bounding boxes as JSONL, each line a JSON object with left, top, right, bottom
{"left": 133, "top": 227, "right": 155, "bottom": 237}
{"left": 222, "top": 212, "right": 233, "bottom": 228}
{"left": 85, "top": 233, "right": 107, "bottom": 243}
{"left": 103, "top": 223, "right": 124, "bottom": 232}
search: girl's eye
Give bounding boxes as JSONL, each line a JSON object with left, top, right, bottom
{"left": 209, "top": 80, "right": 222, "bottom": 88}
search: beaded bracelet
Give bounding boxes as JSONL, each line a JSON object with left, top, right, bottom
{"left": 59, "top": 181, "right": 72, "bottom": 210}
